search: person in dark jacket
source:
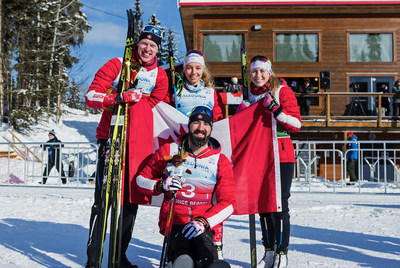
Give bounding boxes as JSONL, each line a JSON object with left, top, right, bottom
{"left": 298, "top": 78, "right": 313, "bottom": 116}
{"left": 42, "top": 129, "right": 66, "bottom": 184}
{"left": 392, "top": 80, "right": 400, "bottom": 117}
{"left": 380, "top": 84, "right": 391, "bottom": 116}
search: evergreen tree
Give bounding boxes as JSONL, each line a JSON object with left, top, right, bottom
{"left": 203, "top": 38, "right": 222, "bottom": 62}
{"left": 367, "top": 34, "right": 382, "bottom": 62}
{"left": 2, "top": 0, "right": 90, "bottom": 131}
{"left": 148, "top": 14, "right": 167, "bottom": 65}
{"left": 277, "top": 34, "right": 294, "bottom": 62}
{"left": 161, "top": 29, "right": 180, "bottom": 66}
{"left": 302, "top": 35, "right": 316, "bottom": 62}
{"left": 294, "top": 34, "right": 304, "bottom": 61}
{"left": 133, "top": 0, "right": 144, "bottom": 42}
{"left": 228, "top": 38, "right": 239, "bottom": 62}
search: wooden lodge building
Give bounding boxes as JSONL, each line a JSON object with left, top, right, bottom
{"left": 178, "top": 0, "right": 400, "bottom": 142}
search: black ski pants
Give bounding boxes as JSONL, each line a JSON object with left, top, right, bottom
{"left": 259, "top": 162, "right": 293, "bottom": 254}
{"left": 42, "top": 159, "right": 66, "bottom": 184}
{"left": 86, "top": 140, "right": 107, "bottom": 266}
{"left": 169, "top": 225, "right": 218, "bottom": 267}
{"left": 347, "top": 158, "right": 358, "bottom": 182}
{"left": 86, "top": 140, "right": 139, "bottom": 265}
{"left": 116, "top": 143, "right": 139, "bottom": 261}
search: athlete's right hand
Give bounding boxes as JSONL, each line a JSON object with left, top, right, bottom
{"left": 102, "top": 89, "right": 142, "bottom": 107}
{"left": 120, "top": 88, "right": 142, "bottom": 103}
{"left": 162, "top": 175, "right": 182, "bottom": 192}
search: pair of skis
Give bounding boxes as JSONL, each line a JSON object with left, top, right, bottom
{"left": 95, "top": 9, "right": 136, "bottom": 268}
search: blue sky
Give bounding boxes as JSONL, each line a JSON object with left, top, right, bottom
{"left": 71, "top": 0, "right": 186, "bottom": 91}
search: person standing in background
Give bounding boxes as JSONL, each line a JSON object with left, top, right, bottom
{"left": 298, "top": 78, "right": 312, "bottom": 116}
{"left": 346, "top": 131, "right": 358, "bottom": 185}
{"left": 41, "top": 129, "right": 66, "bottom": 185}
{"left": 392, "top": 80, "right": 400, "bottom": 117}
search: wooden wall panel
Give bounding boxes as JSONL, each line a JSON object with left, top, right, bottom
{"left": 188, "top": 12, "right": 400, "bottom": 115}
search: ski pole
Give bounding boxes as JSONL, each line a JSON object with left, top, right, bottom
{"left": 249, "top": 214, "right": 257, "bottom": 268}
{"left": 160, "top": 191, "right": 177, "bottom": 268}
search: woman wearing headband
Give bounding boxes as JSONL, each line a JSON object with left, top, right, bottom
{"left": 174, "top": 50, "right": 225, "bottom": 122}
{"left": 240, "top": 55, "right": 301, "bottom": 268}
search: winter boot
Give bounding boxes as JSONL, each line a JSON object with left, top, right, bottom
{"left": 119, "top": 254, "right": 138, "bottom": 268}
{"left": 272, "top": 252, "right": 288, "bottom": 268}
{"left": 257, "top": 250, "right": 275, "bottom": 268}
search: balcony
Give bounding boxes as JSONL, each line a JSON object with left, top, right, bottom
{"left": 297, "top": 92, "right": 400, "bottom": 131}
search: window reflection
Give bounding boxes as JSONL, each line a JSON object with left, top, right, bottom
{"left": 349, "top": 33, "right": 393, "bottom": 62}
{"left": 276, "top": 33, "right": 319, "bottom": 62}
{"left": 203, "top": 34, "right": 242, "bottom": 62}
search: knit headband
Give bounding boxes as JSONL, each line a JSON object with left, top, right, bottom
{"left": 250, "top": 60, "right": 272, "bottom": 75}
{"left": 184, "top": 53, "right": 205, "bottom": 69}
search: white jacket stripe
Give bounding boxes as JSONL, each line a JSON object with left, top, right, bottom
{"left": 136, "top": 175, "right": 157, "bottom": 191}
{"left": 275, "top": 86, "right": 301, "bottom": 130}
{"left": 207, "top": 204, "right": 234, "bottom": 229}
{"left": 86, "top": 90, "right": 106, "bottom": 103}
{"left": 276, "top": 112, "right": 301, "bottom": 129}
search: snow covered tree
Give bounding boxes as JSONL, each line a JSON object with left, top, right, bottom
{"left": 133, "top": 0, "right": 144, "bottom": 42}
{"left": 161, "top": 28, "right": 181, "bottom": 67}
{"left": 2, "top": 0, "right": 90, "bottom": 131}
{"left": 148, "top": 14, "right": 167, "bottom": 65}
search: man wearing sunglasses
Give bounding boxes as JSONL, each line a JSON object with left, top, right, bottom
{"left": 85, "top": 25, "right": 169, "bottom": 268}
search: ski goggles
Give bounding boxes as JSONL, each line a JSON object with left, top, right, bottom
{"left": 142, "top": 25, "right": 163, "bottom": 38}
{"left": 189, "top": 106, "right": 214, "bottom": 127}
{"left": 250, "top": 55, "right": 272, "bottom": 74}
{"left": 184, "top": 50, "right": 205, "bottom": 69}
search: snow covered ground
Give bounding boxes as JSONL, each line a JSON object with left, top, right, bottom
{"left": 0, "top": 186, "right": 399, "bottom": 268}
{"left": 0, "top": 106, "right": 399, "bottom": 267}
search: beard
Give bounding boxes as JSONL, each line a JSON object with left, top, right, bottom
{"left": 189, "top": 129, "right": 211, "bottom": 148}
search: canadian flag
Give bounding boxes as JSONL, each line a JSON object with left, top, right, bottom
{"left": 129, "top": 101, "right": 281, "bottom": 215}
{"left": 219, "top": 92, "right": 243, "bottom": 105}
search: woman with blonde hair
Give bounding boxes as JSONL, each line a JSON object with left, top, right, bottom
{"left": 173, "top": 50, "right": 225, "bottom": 121}
{"left": 238, "top": 55, "right": 301, "bottom": 268}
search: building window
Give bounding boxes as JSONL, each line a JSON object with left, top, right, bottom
{"left": 276, "top": 33, "right": 319, "bottom": 62}
{"left": 349, "top": 33, "right": 393, "bottom": 62}
{"left": 203, "top": 34, "right": 242, "bottom": 62}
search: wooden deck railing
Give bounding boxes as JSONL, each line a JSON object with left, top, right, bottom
{"left": 296, "top": 92, "right": 400, "bottom": 130}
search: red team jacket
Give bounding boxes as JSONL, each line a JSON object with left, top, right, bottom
{"left": 85, "top": 49, "right": 168, "bottom": 140}
{"left": 136, "top": 135, "right": 236, "bottom": 234}
{"left": 273, "top": 84, "right": 302, "bottom": 163}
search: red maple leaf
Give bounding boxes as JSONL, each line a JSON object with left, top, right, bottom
{"left": 157, "top": 125, "right": 187, "bottom": 148}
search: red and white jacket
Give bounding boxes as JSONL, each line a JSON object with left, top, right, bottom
{"left": 136, "top": 135, "right": 236, "bottom": 234}
{"left": 85, "top": 48, "right": 169, "bottom": 140}
{"left": 173, "top": 84, "right": 225, "bottom": 122}
{"left": 248, "top": 82, "right": 301, "bottom": 163}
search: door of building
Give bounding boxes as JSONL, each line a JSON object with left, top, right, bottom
{"left": 349, "top": 76, "right": 394, "bottom": 116}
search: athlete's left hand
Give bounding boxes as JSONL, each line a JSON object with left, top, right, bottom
{"left": 182, "top": 217, "right": 210, "bottom": 240}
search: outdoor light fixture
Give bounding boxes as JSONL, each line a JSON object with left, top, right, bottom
{"left": 253, "top": 24, "right": 262, "bottom": 31}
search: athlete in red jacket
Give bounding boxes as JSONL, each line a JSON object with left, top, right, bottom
{"left": 238, "top": 55, "right": 301, "bottom": 268}
{"left": 84, "top": 25, "right": 169, "bottom": 268}
{"left": 136, "top": 106, "right": 235, "bottom": 268}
